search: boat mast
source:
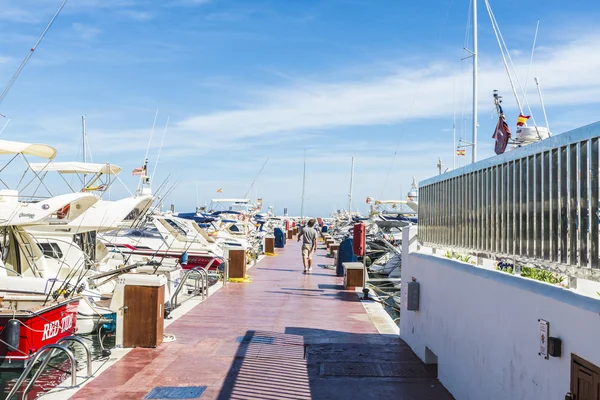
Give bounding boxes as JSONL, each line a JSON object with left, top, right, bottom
{"left": 82, "top": 114, "right": 87, "bottom": 187}
{"left": 348, "top": 157, "right": 354, "bottom": 213}
{"left": 472, "top": 0, "right": 478, "bottom": 163}
{"left": 300, "top": 149, "right": 306, "bottom": 220}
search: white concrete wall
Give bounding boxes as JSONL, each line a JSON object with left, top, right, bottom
{"left": 400, "top": 225, "right": 600, "bottom": 400}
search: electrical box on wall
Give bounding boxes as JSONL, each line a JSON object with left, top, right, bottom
{"left": 407, "top": 281, "right": 420, "bottom": 311}
{"left": 548, "top": 337, "right": 562, "bottom": 358}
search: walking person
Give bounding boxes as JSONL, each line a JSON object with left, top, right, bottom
{"left": 298, "top": 218, "right": 318, "bottom": 274}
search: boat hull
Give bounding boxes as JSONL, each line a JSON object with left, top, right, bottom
{"left": 0, "top": 298, "right": 79, "bottom": 369}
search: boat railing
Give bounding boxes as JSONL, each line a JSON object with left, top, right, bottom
{"left": 170, "top": 266, "right": 209, "bottom": 308}
{"left": 418, "top": 121, "right": 600, "bottom": 282}
{"left": 5, "top": 342, "right": 83, "bottom": 400}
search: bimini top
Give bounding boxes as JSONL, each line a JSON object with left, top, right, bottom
{"left": 29, "top": 161, "right": 123, "bottom": 175}
{"left": 0, "top": 139, "right": 57, "bottom": 159}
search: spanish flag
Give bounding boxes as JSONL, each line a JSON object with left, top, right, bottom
{"left": 216, "top": 188, "right": 223, "bottom": 193}
{"left": 516, "top": 114, "right": 530, "bottom": 127}
{"left": 456, "top": 149, "right": 466, "bottom": 156}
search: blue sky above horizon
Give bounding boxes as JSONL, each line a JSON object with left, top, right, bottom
{"left": 1, "top": 0, "right": 600, "bottom": 216}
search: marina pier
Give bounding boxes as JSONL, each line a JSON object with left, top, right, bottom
{"left": 59, "top": 241, "right": 450, "bottom": 400}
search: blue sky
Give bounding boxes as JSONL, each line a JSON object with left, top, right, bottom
{"left": 1, "top": 0, "right": 600, "bottom": 216}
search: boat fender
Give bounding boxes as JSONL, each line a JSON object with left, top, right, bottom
{"left": 180, "top": 251, "right": 189, "bottom": 266}
{"left": 5, "top": 319, "right": 20, "bottom": 352}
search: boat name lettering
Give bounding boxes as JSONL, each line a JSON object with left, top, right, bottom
{"left": 41, "top": 314, "right": 73, "bottom": 341}
{"left": 19, "top": 213, "right": 35, "bottom": 219}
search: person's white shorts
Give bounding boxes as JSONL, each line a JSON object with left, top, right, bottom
{"left": 302, "top": 244, "right": 314, "bottom": 259}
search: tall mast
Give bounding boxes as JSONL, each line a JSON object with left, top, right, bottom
{"left": 348, "top": 157, "right": 354, "bottom": 213}
{"left": 82, "top": 114, "right": 87, "bottom": 186}
{"left": 472, "top": 0, "right": 478, "bottom": 163}
{"left": 300, "top": 149, "right": 306, "bottom": 219}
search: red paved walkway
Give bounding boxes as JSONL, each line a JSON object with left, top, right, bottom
{"left": 72, "top": 240, "right": 452, "bottom": 400}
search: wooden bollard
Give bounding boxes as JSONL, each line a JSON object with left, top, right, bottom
{"left": 265, "top": 237, "right": 275, "bottom": 254}
{"left": 343, "top": 262, "right": 364, "bottom": 290}
{"left": 229, "top": 249, "right": 247, "bottom": 279}
{"left": 287, "top": 230, "right": 293, "bottom": 240}
{"left": 329, "top": 243, "right": 340, "bottom": 257}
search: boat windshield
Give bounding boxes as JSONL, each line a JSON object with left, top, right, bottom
{"left": 106, "top": 228, "right": 162, "bottom": 238}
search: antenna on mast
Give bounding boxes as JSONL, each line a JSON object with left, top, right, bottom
{"left": 534, "top": 77, "right": 551, "bottom": 136}
{"left": 137, "top": 109, "right": 159, "bottom": 195}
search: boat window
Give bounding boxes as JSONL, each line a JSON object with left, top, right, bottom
{"left": 164, "top": 218, "right": 188, "bottom": 236}
{"left": 229, "top": 225, "right": 240, "bottom": 232}
{"left": 37, "top": 242, "right": 64, "bottom": 259}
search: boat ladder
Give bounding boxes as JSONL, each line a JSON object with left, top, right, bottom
{"left": 6, "top": 336, "right": 93, "bottom": 400}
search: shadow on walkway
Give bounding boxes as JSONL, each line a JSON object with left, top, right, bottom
{"left": 216, "top": 328, "right": 454, "bottom": 400}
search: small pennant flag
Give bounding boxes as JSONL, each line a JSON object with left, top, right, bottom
{"left": 216, "top": 188, "right": 223, "bottom": 193}
{"left": 132, "top": 166, "right": 145, "bottom": 176}
{"left": 366, "top": 196, "right": 372, "bottom": 204}
{"left": 516, "top": 114, "right": 530, "bottom": 127}
{"left": 456, "top": 149, "right": 466, "bottom": 156}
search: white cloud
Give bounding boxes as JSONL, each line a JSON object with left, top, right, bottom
{"left": 72, "top": 23, "right": 101, "bottom": 40}
{"left": 176, "top": 34, "right": 600, "bottom": 141}
{"left": 119, "top": 10, "right": 154, "bottom": 21}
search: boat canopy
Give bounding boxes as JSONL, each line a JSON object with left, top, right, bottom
{"left": 0, "top": 140, "right": 57, "bottom": 159}
{"left": 29, "top": 161, "right": 123, "bottom": 175}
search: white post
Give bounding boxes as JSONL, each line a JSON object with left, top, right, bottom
{"left": 472, "top": 0, "right": 478, "bottom": 163}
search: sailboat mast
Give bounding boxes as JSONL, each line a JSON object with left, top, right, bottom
{"left": 348, "top": 157, "right": 354, "bottom": 213}
{"left": 472, "top": 0, "right": 478, "bottom": 163}
{"left": 300, "top": 149, "right": 306, "bottom": 220}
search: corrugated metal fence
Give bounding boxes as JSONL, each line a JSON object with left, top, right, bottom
{"left": 419, "top": 122, "right": 600, "bottom": 281}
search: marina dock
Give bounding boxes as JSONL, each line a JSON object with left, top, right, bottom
{"left": 67, "top": 241, "right": 451, "bottom": 400}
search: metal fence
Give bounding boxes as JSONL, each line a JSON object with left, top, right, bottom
{"left": 419, "top": 122, "right": 600, "bottom": 281}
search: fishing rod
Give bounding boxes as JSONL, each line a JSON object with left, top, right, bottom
{"left": 244, "top": 158, "right": 269, "bottom": 199}
{"left": 151, "top": 114, "right": 170, "bottom": 184}
{"left": 0, "top": 0, "right": 70, "bottom": 109}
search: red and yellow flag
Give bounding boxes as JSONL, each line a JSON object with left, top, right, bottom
{"left": 456, "top": 149, "right": 466, "bottom": 156}
{"left": 516, "top": 114, "right": 530, "bottom": 126}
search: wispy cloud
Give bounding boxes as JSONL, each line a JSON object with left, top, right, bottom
{"left": 176, "top": 34, "right": 600, "bottom": 142}
{"left": 72, "top": 23, "right": 101, "bottom": 40}
{"left": 119, "top": 10, "right": 154, "bottom": 21}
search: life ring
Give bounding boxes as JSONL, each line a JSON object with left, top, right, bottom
{"left": 238, "top": 214, "right": 246, "bottom": 221}
{"left": 57, "top": 203, "right": 70, "bottom": 219}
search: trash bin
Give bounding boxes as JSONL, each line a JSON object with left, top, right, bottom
{"left": 336, "top": 237, "right": 357, "bottom": 277}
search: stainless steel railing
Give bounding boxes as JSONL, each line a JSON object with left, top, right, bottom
{"left": 6, "top": 343, "right": 80, "bottom": 400}
{"left": 418, "top": 121, "right": 600, "bottom": 281}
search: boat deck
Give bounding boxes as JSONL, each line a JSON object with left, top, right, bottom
{"left": 71, "top": 240, "right": 452, "bottom": 400}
